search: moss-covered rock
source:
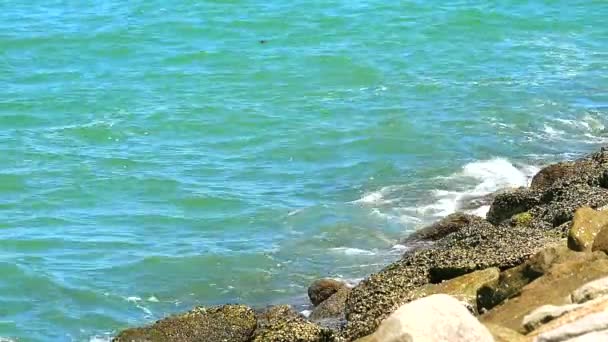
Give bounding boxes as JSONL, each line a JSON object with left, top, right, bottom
{"left": 567, "top": 207, "right": 608, "bottom": 251}
{"left": 112, "top": 304, "right": 257, "bottom": 342}
{"left": 512, "top": 211, "right": 533, "bottom": 226}
{"left": 486, "top": 187, "right": 541, "bottom": 225}
{"left": 253, "top": 305, "right": 334, "bottom": 342}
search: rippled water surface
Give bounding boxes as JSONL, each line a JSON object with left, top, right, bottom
{"left": 1, "top": 1, "right": 607, "bottom": 340}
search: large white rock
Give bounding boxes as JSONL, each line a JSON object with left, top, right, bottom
{"left": 571, "top": 277, "right": 608, "bottom": 304}
{"left": 357, "top": 294, "right": 494, "bottom": 342}
{"left": 564, "top": 329, "right": 608, "bottom": 341}
{"left": 536, "top": 312, "right": 608, "bottom": 342}
{"left": 523, "top": 304, "right": 582, "bottom": 333}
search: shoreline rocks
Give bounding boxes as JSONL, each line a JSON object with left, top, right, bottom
{"left": 113, "top": 146, "right": 608, "bottom": 342}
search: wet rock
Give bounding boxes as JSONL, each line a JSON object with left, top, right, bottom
{"left": 484, "top": 323, "right": 526, "bottom": 342}
{"left": 487, "top": 187, "right": 541, "bottom": 225}
{"left": 592, "top": 227, "right": 608, "bottom": 254}
{"left": 567, "top": 207, "right": 608, "bottom": 251}
{"left": 402, "top": 212, "right": 485, "bottom": 243}
{"left": 480, "top": 252, "right": 608, "bottom": 332}
{"left": 428, "top": 222, "right": 557, "bottom": 282}
{"left": 571, "top": 277, "right": 608, "bottom": 304}
{"left": 308, "top": 279, "right": 347, "bottom": 307}
{"left": 253, "top": 305, "right": 333, "bottom": 342}
{"left": 112, "top": 305, "right": 257, "bottom": 342}
{"left": 310, "top": 286, "right": 350, "bottom": 321}
{"left": 410, "top": 267, "right": 499, "bottom": 314}
{"left": 531, "top": 162, "right": 578, "bottom": 191}
{"left": 355, "top": 294, "right": 493, "bottom": 342}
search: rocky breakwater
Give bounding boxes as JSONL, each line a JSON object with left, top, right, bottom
{"left": 113, "top": 147, "right": 608, "bottom": 342}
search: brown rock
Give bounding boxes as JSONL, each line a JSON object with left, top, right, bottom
{"left": 592, "top": 227, "right": 608, "bottom": 254}
{"left": 567, "top": 207, "right": 608, "bottom": 251}
{"left": 477, "top": 243, "right": 578, "bottom": 311}
{"left": 308, "top": 279, "right": 346, "bottom": 307}
{"left": 112, "top": 305, "right": 257, "bottom": 342}
{"left": 486, "top": 187, "right": 541, "bottom": 225}
{"left": 531, "top": 162, "right": 577, "bottom": 191}
{"left": 480, "top": 251, "right": 608, "bottom": 332}
{"left": 484, "top": 323, "right": 527, "bottom": 342}
{"left": 309, "top": 286, "right": 350, "bottom": 321}
{"left": 410, "top": 267, "right": 500, "bottom": 314}
{"left": 253, "top": 305, "right": 333, "bottom": 342}
{"left": 403, "top": 212, "right": 485, "bottom": 243}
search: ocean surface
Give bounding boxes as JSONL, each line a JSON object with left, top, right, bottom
{"left": 1, "top": 1, "right": 607, "bottom": 340}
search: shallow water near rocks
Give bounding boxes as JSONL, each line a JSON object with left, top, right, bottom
{"left": 1, "top": 1, "right": 607, "bottom": 341}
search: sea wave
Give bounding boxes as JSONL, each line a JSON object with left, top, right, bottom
{"left": 355, "top": 157, "right": 540, "bottom": 228}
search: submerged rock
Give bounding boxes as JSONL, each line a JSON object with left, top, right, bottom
{"left": 567, "top": 207, "right": 608, "bottom": 251}
{"left": 355, "top": 294, "right": 493, "bottom": 342}
{"left": 112, "top": 304, "right": 257, "bottom": 342}
{"left": 308, "top": 279, "right": 347, "bottom": 307}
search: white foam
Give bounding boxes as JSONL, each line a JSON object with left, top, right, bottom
{"left": 89, "top": 336, "right": 111, "bottom": 342}
{"left": 543, "top": 124, "right": 565, "bottom": 137}
{"left": 353, "top": 190, "right": 385, "bottom": 204}
{"left": 147, "top": 296, "right": 160, "bottom": 302}
{"left": 469, "top": 205, "right": 491, "bottom": 217}
{"left": 300, "top": 309, "right": 312, "bottom": 317}
{"left": 125, "top": 296, "right": 141, "bottom": 302}
{"left": 357, "top": 157, "right": 540, "bottom": 229}
{"left": 416, "top": 158, "right": 537, "bottom": 218}
{"left": 330, "top": 247, "right": 376, "bottom": 256}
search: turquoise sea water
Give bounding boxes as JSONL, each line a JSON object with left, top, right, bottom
{"left": 1, "top": 1, "right": 607, "bottom": 340}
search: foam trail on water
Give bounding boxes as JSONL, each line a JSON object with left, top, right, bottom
{"left": 355, "top": 158, "right": 540, "bottom": 231}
